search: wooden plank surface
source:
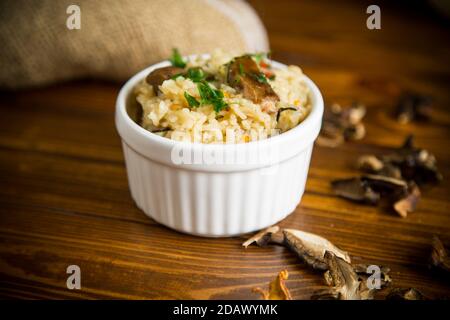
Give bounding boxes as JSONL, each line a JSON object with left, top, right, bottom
{"left": 0, "top": 0, "right": 449, "bottom": 299}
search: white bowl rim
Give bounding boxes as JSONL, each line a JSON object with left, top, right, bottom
{"left": 116, "top": 54, "right": 323, "bottom": 152}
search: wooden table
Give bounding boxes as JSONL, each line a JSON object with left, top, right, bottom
{"left": 1, "top": 0, "right": 449, "bottom": 299}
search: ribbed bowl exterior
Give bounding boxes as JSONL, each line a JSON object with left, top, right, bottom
{"left": 122, "top": 141, "right": 313, "bottom": 237}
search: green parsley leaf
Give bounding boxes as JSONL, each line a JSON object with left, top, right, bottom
{"left": 186, "top": 67, "right": 205, "bottom": 82}
{"left": 184, "top": 91, "right": 200, "bottom": 107}
{"left": 196, "top": 81, "right": 228, "bottom": 113}
{"left": 170, "top": 72, "right": 184, "bottom": 80}
{"left": 239, "top": 63, "right": 245, "bottom": 75}
{"left": 251, "top": 52, "right": 268, "bottom": 64}
{"left": 251, "top": 72, "right": 268, "bottom": 84}
{"left": 169, "top": 48, "right": 186, "bottom": 68}
{"left": 211, "top": 99, "right": 227, "bottom": 113}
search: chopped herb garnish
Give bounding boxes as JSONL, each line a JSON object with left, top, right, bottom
{"left": 197, "top": 81, "right": 228, "bottom": 113}
{"left": 169, "top": 48, "right": 186, "bottom": 68}
{"left": 251, "top": 52, "right": 269, "bottom": 64}
{"left": 276, "top": 107, "right": 297, "bottom": 122}
{"left": 239, "top": 63, "right": 245, "bottom": 75}
{"left": 186, "top": 67, "right": 205, "bottom": 82}
{"left": 171, "top": 72, "right": 184, "bottom": 80}
{"left": 269, "top": 74, "right": 276, "bottom": 81}
{"left": 171, "top": 68, "right": 206, "bottom": 82}
{"left": 184, "top": 91, "right": 200, "bottom": 107}
{"left": 251, "top": 72, "right": 268, "bottom": 84}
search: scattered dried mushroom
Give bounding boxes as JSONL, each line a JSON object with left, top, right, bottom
{"left": 317, "top": 102, "right": 366, "bottom": 147}
{"left": 242, "top": 225, "right": 282, "bottom": 247}
{"left": 312, "top": 253, "right": 392, "bottom": 300}
{"left": 386, "top": 287, "right": 425, "bottom": 300}
{"left": 253, "top": 270, "right": 292, "bottom": 300}
{"left": 332, "top": 136, "right": 442, "bottom": 217}
{"left": 245, "top": 226, "right": 390, "bottom": 300}
{"left": 243, "top": 226, "right": 351, "bottom": 271}
{"left": 395, "top": 92, "right": 432, "bottom": 124}
{"left": 311, "top": 251, "right": 361, "bottom": 300}
{"left": 283, "top": 229, "right": 351, "bottom": 271}
{"left": 429, "top": 236, "right": 450, "bottom": 275}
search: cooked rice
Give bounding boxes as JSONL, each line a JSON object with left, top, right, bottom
{"left": 135, "top": 50, "right": 311, "bottom": 144}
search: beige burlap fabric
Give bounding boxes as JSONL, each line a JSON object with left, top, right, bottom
{"left": 0, "top": 0, "right": 268, "bottom": 88}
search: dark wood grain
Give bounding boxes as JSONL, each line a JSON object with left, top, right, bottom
{"left": 1, "top": 0, "right": 449, "bottom": 299}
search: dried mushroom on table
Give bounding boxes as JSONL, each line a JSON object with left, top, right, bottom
{"left": 395, "top": 92, "right": 432, "bottom": 124}
{"left": 317, "top": 102, "right": 366, "bottom": 147}
{"left": 244, "top": 226, "right": 391, "bottom": 300}
{"left": 332, "top": 136, "right": 442, "bottom": 217}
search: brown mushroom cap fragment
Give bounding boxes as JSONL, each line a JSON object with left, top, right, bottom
{"left": 430, "top": 236, "right": 450, "bottom": 275}
{"left": 242, "top": 226, "right": 283, "bottom": 248}
{"left": 343, "top": 122, "right": 365, "bottom": 141}
{"left": 253, "top": 270, "right": 292, "bottom": 300}
{"left": 317, "top": 102, "right": 367, "bottom": 147}
{"left": 361, "top": 174, "right": 408, "bottom": 199}
{"left": 353, "top": 264, "right": 392, "bottom": 299}
{"left": 386, "top": 287, "right": 425, "bottom": 300}
{"left": 358, "top": 154, "right": 402, "bottom": 179}
{"left": 313, "top": 255, "right": 392, "bottom": 300}
{"left": 343, "top": 102, "right": 366, "bottom": 126}
{"left": 227, "top": 56, "right": 279, "bottom": 110}
{"left": 393, "top": 183, "right": 421, "bottom": 218}
{"left": 381, "top": 135, "right": 443, "bottom": 184}
{"left": 283, "top": 229, "right": 351, "bottom": 271}
{"left": 242, "top": 227, "right": 351, "bottom": 271}
{"left": 377, "top": 163, "right": 403, "bottom": 179}
{"left": 357, "top": 155, "right": 384, "bottom": 172}
{"left": 314, "top": 251, "right": 361, "bottom": 300}
{"left": 316, "top": 120, "right": 345, "bottom": 147}
{"left": 145, "top": 66, "right": 184, "bottom": 93}
{"left": 331, "top": 177, "right": 380, "bottom": 204}
{"left": 395, "top": 93, "right": 432, "bottom": 124}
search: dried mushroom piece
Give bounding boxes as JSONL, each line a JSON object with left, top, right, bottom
{"left": 332, "top": 174, "right": 419, "bottom": 217}
{"left": 353, "top": 264, "right": 391, "bottom": 299}
{"left": 343, "top": 122, "right": 366, "bottom": 141}
{"left": 395, "top": 92, "right": 432, "bottom": 124}
{"left": 353, "top": 264, "right": 391, "bottom": 285}
{"left": 386, "top": 288, "right": 425, "bottom": 300}
{"left": 317, "top": 102, "right": 367, "bottom": 147}
{"left": 358, "top": 155, "right": 403, "bottom": 179}
{"left": 312, "top": 251, "right": 361, "bottom": 300}
{"left": 145, "top": 66, "right": 185, "bottom": 92}
{"left": 227, "top": 55, "right": 279, "bottom": 112}
{"left": 382, "top": 135, "right": 442, "bottom": 184}
{"left": 243, "top": 226, "right": 351, "bottom": 271}
{"left": 331, "top": 177, "right": 380, "bottom": 204}
{"left": 361, "top": 174, "right": 408, "bottom": 198}
{"left": 429, "top": 236, "right": 450, "bottom": 275}
{"left": 313, "top": 253, "right": 391, "bottom": 300}
{"left": 242, "top": 226, "right": 282, "bottom": 248}
{"left": 393, "top": 183, "right": 420, "bottom": 218}
{"left": 316, "top": 134, "right": 344, "bottom": 148}
{"left": 253, "top": 270, "right": 292, "bottom": 300}
{"left": 357, "top": 136, "right": 442, "bottom": 186}
{"left": 357, "top": 155, "right": 384, "bottom": 172}
{"left": 283, "top": 229, "right": 351, "bottom": 271}
{"left": 243, "top": 228, "right": 392, "bottom": 300}
{"left": 332, "top": 136, "right": 442, "bottom": 217}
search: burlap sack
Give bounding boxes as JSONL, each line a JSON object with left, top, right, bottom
{"left": 0, "top": 0, "right": 268, "bottom": 88}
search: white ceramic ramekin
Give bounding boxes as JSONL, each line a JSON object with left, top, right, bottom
{"left": 115, "top": 57, "right": 323, "bottom": 237}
